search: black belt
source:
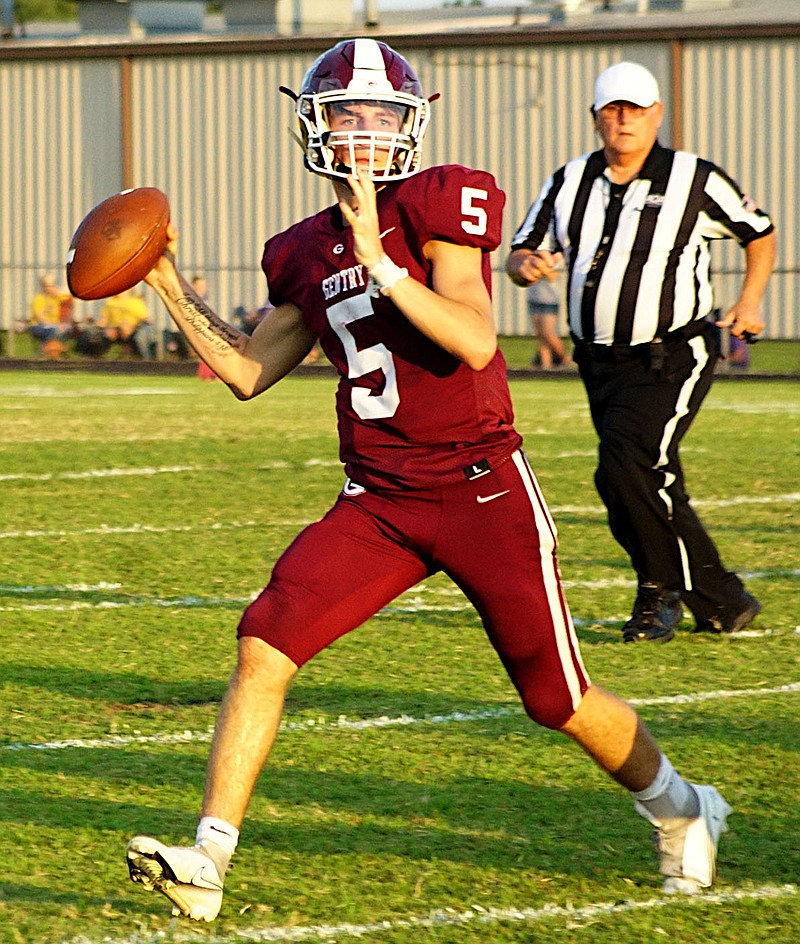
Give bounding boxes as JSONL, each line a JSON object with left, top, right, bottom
{"left": 574, "top": 319, "right": 712, "bottom": 364}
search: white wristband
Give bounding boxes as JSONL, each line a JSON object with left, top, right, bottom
{"left": 368, "top": 254, "right": 409, "bottom": 296}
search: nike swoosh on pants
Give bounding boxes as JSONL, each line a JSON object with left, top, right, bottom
{"left": 476, "top": 490, "right": 510, "bottom": 503}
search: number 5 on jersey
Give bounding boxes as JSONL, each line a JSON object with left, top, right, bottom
{"left": 328, "top": 185, "right": 490, "bottom": 419}
{"left": 327, "top": 294, "right": 400, "bottom": 420}
{"left": 461, "top": 188, "right": 488, "bottom": 236}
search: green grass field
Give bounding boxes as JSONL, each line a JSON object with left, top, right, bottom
{"left": 497, "top": 336, "right": 800, "bottom": 375}
{"left": 0, "top": 370, "right": 798, "bottom": 944}
{"left": 4, "top": 330, "right": 800, "bottom": 375}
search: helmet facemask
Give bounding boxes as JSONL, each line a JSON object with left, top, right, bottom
{"left": 298, "top": 90, "right": 430, "bottom": 183}
{"left": 286, "top": 38, "right": 434, "bottom": 184}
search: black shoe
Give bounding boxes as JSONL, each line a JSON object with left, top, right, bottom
{"left": 693, "top": 591, "right": 762, "bottom": 634}
{"left": 622, "top": 583, "right": 683, "bottom": 643}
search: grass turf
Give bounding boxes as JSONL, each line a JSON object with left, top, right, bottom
{"left": 0, "top": 370, "right": 798, "bottom": 944}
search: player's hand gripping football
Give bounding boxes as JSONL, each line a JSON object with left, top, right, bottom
{"left": 144, "top": 222, "right": 180, "bottom": 286}
{"left": 339, "top": 170, "right": 384, "bottom": 271}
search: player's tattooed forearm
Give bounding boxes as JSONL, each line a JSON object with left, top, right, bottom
{"left": 176, "top": 295, "right": 241, "bottom": 351}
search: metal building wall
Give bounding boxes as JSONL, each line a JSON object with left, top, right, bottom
{"left": 681, "top": 39, "right": 796, "bottom": 338}
{"left": 0, "top": 31, "right": 796, "bottom": 348}
{"left": 409, "top": 40, "right": 675, "bottom": 337}
{"left": 131, "top": 51, "right": 334, "bottom": 322}
{"left": 123, "top": 40, "right": 676, "bottom": 339}
{"left": 0, "top": 57, "right": 122, "bottom": 346}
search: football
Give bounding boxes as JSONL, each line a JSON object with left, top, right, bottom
{"left": 66, "top": 187, "right": 170, "bottom": 300}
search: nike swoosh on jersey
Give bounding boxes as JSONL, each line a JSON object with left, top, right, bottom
{"left": 379, "top": 226, "right": 396, "bottom": 239}
{"left": 476, "top": 490, "right": 510, "bottom": 503}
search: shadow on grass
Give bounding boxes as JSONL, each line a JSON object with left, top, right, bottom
{"left": 1, "top": 660, "right": 227, "bottom": 706}
{"left": 0, "top": 766, "right": 795, "bottom": 900}
{"left": 0, "top": 781, "right": 665, "bottom": 882}
{"left": 2, "top": 657, "right": 525, "bottom": 718}
{"left": 0, "top": 882, "right": 134, "bottom": 913}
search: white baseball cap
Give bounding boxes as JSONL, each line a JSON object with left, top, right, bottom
{"left": 593, "top": 62, "right": 660, "bottom": 111}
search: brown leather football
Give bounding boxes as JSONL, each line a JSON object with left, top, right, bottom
{"left": 66, "top": 187, "right": 170, "bottom": 300}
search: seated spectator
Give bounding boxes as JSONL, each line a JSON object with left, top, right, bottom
{"left": 21, "top": 273, "right": 74, "bottom": 357}
{"left": 163, "top": 325, "right": 191, "bottom": 359}
{"left": 73, "top": 317, "right": 112, "bottom": 358}
{"left": 98, "top": 288, "right": 155, "bottom": 359}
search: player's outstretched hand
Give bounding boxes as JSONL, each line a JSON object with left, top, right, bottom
{"left": 339, "top": 170, "right": 384, "bottom": 271}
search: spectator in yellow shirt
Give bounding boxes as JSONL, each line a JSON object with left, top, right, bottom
{"left": 23, "top": 273, "right": 74, "bottom": 355}
{"left": 99, "top": 288, "right": 155, "bottom": 359}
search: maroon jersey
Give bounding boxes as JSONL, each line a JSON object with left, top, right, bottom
{"left": 262, "top": 164, "right": 522, "bottom": 490}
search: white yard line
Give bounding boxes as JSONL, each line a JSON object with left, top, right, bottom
{"left": 2, "top": 566, "right": 798, "bottom": 615}
{"left": 5, "top": 682, "right": 799, "bottom": 753}
{"left": 1, "top": 568, "right": 798, "bottom": 624}
{"left": 0, "top": 491, "right": 796, "bottom": 535}
{"left": 703, "top": 399, "right": 800, "bottom": 413}
{"left": 2, "top": 571, "right": 798, "bottom": 596}
{"left": 61, "top": 884, "right": 797, "bottom": 944}
{"left": 0, "top": 523, "right": 261, "bottom": 540}
{"left": 551, "top": 493, "right": 800, "bottom": 514}
{"left": 0, "top": 386, "right": 189, "bottom": 398}
{"left": 0, "top": 465, "right": 202, "bottom": 482}
{"left": 0, "top": 459, "right": 343, "bottom": 485}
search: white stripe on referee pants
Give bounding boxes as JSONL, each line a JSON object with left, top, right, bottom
{"left": 654, "top": 335, "right": 710, "bottom": 592}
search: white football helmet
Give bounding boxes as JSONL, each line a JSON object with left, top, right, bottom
{"left": 285, "top": 38, "right": 433, "bottom": 183}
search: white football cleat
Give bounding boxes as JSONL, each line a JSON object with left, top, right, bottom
{"left": 126, "top": 836, "right": 224, "bottom": 921}
{"left": 636, "top": 784, "right": 732, "bottom": 894}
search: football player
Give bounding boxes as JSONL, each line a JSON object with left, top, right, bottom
{"left": 126, "top": 38, "right": 730, "bottom": 922}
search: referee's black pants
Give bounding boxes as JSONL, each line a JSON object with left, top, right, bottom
{"left": 574, "top": 324, "right": 745, "bottom": 622}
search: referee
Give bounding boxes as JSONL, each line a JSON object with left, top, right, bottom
{"left": 506, "top": 61, "right": 776, "bottom": 643}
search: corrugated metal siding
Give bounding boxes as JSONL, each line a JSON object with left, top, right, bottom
{"left": 412, "top": 40, "right": 677, "bottom": 337}
{"left": 1, "top": 34, "right": 796, "bottom": 348}
{"left": 682, "top": 40, "right": 795, "bottom": 338}
{"left": 0, "top": 58, "right": 122, "bottom": 344}
{"left": 132, "top": 51, "right": 335, "bottom": 323}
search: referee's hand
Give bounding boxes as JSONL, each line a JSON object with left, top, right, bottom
{"left": 715, "top": 301, "right": 764, "bottom": 342}
{"left": 506, "top": 249, "right": 563, "bottom": 286}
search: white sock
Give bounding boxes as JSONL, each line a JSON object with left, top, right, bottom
{"left": 633, "top": 754, "right": 700, "bottom": 823}
{"left": 196, "top": 817, "right": 239, "bottom": 875}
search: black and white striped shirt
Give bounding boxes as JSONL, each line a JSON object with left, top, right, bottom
{"left": 510, "top": 142, "right": 774, "bottom": 345}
